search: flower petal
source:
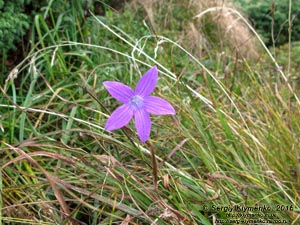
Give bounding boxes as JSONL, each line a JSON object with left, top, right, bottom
{"left": 134, "top": 109, "right": 151, "bottom": 142}
{"left": 105, "top": 104, "right": 134, "bottom": 131}
{"left": 144, "top": 96, "right": 176, "bottom": 115}
{"left": 103, "top": 81, "right": 134, "bottom": 103}
{"left": 135, "top": 66, "right": 158, "bottom": 97}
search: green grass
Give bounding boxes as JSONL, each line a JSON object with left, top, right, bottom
{"left": 1, "top": 1, "right": 300, "bottom": 224}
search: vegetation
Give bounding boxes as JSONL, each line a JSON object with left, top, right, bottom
{"left": 1, "top": 0, "right": 299, "bottom": 224}
{"left": 0, "top": 0, "right": 93, "bottom": 76}
{"left": 0, "top": 0, "right": 30, "bottom": 51}
{"left": 235, "top": 0, "right": 300, "bottom": 46}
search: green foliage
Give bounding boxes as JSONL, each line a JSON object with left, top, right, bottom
{"left": 236, "top": 0, "right": 300, "bottom": 45}
{"left": 0, "top": 0, "right": 95, "bottom": 79}
{"left": 0, "top": 0, "right": 92, "bottom": 52}
{"left": 0, "top": 0, "right": 30, "bottom": 51}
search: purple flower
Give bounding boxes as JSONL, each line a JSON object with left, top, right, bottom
{"left": 103, "top": 66, "right": 175, "bottom": 142}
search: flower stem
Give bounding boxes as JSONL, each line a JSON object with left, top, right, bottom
{"left": 148, "top": 141, "right": 158, "bottom": 191}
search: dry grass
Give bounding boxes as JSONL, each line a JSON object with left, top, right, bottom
{"left": 134, "top": 0, "right": 259, "bottom": 60}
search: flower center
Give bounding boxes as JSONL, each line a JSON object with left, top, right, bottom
{"left": 130, "top": 95, "right": 144, "bottom": 109}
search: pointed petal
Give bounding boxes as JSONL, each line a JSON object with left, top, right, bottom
{"left": 103, "top": 81, "right": 134, "bottom": 103}
{"left": 134, "top": 109, "right": 151, "bottom": 142}
{"left": 105, "top": 104, "right": 134, "bottom": 131}
{"left": 144, "top": 96, "right": 176, "bottom": 115}
{"left": 135, "top": 66, "right": 158, "bottom": 97}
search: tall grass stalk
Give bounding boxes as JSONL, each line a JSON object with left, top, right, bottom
{"left": 287, "top": 0, "right": 292, "bottom": 75}
{"left": 194, "top": 6, "right": 300, "bottom": 107}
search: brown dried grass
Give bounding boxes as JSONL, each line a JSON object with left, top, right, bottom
{"left": 133, "top": 0, "right": 259, "bottom": 60}
{"left": 194, "top": 0, "right": 259, "bottom": 59}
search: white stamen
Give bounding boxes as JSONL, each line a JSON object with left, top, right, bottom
{"left": 130, "top": 95, "right": 144, "bottom": 109}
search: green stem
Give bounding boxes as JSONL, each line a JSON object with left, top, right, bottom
{"left": 148, "top": 141, "right": 158, "bottom": 191}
